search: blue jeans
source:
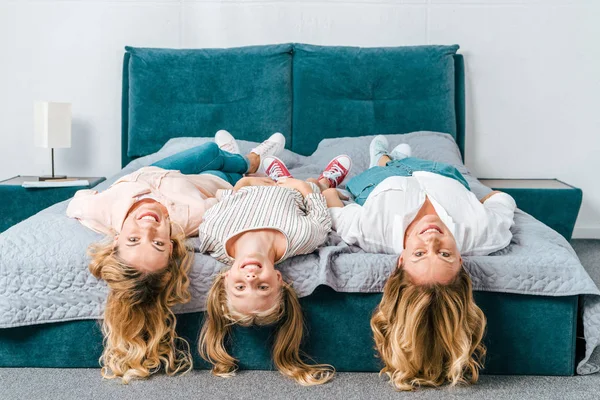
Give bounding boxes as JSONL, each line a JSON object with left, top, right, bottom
{"left": 346, "top": 157, "right": 470, "bottom": 206}
{"left": 151, "top": 142, "right": 248, "bottom": 186}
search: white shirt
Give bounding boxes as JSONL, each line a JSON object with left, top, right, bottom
{"left": 329, "top": 172, "right": 516, "bottom": 256}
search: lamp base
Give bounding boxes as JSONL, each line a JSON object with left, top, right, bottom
{"left": 39, "top": 175, "right": 68, "bottom": 181}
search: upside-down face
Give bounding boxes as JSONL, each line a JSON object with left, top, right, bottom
{"left": 400, "top": 214, "right": 462, "bottom": 285}
{"left": 225, "top": 254, "right": 283, "bottom": 315}
{"left": 116, "top": 200, "right": 173, "bottom": 273}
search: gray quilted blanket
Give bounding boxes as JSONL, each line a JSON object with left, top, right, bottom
{"left": 1, "top": 132, "right": 599, "bottom": 374}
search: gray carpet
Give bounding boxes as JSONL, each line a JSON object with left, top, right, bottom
{"left": 1, "top": 239, "right": 599, "bottom": 400}
{"left": 1, "top": 369, "right": 600, "bottom": 400}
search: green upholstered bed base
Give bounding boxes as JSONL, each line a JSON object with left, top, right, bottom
{"left": 0, "top": 288, "right": 578, "bottom": 376}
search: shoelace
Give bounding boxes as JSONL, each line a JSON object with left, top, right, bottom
{"left": 255, "top": 140, "right": 277, "bottom": 154}
{"left": 268, "top": 163, "right": 286, "bottom": 180}
{"left": 221, "top": 142, "right": 236, "bottom": 153}
{"left": 322, "top": 163, "right": 345, "bottom": 187}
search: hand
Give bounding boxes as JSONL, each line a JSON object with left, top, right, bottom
{"left": 337, "top": 191, "right": 349, "bottom": 201}
{"left": 247, "top": 177, "right": 277, "bottom": 187}
{"left": 233, "top": 176, "right": 276, "bottom": 191}
{"left": 277, "top": 178, "right": 313, "bottom": 197}
{"left": 480, "top": 190, "right": 503, "bottom": 204}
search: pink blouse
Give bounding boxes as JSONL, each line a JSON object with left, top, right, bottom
{"left": 66, "top": 166, "right": 232, "bottom": 237}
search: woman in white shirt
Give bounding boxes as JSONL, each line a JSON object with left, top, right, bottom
{"left": 322, "top": 136, "right": 516, "bottom": 391}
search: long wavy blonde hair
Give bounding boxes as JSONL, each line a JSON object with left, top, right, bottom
{"left": 88, "top": 232, "right": 193, "bottom": 383}
{"left": 199, "top": 273, "right": 334, "bottom": 386}
{"left": 371, "top": 266, "right": 486, "bottom": 391}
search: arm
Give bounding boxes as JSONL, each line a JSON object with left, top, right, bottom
{"left": 233, "top": 176, "right": 275, "bottom": 191}
{"left": 328, "top": 190, "right": 400, "bottom": 254}
{"left": 66, "top": 190, "right": 113, "bottom": 235}
{"left": 303, "top": 191, "right": 332, "bottom": 234}
{"left": 219, "top": 177, "right": 276, "bottom": 199}
{"left": 277, "top": 180, "right": 332, "bottom": 233}
{"left": 328, "top": 203, "right": 366, "bottom": 248}
{"left": 465, "top": 191, "right": 517, "bottom": 256}
{"left": 482, "top": 191, "right": 517, "bottom": 225}
{"left": 480, "top": 190, "right": 503, "bottom": 204}
{"left": 276, "top": 178, "right": 314, "bottom": 198}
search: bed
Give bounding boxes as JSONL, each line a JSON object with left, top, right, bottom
{"left": 1, "top": 43, "right": 599, "bottom": 377}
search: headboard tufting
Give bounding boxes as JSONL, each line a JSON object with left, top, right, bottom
{"left": 121, "top": 44, "right": 465, "bottom": 167}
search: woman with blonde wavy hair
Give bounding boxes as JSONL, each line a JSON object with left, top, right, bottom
{"left": 87, "top": 229, "right": 193, "bottom": 383}
{"left": 198, "top": 144, "right": 352, "bottom": 385}
{"left": 370, "top": 264, "right": 486, "bottom": 390}
{"left": 324, "top": 136, "right": 517, "bottom": 390}
{"left": 66, "top": 131, "right": 286, "bottom": 382}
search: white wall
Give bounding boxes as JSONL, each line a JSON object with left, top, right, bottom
{"left": 1, "top": 0, "right": 599, "bottom": 238}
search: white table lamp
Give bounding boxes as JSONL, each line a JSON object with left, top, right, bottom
{"left": 34, "top": 101, "right": 71, "bottom": 180}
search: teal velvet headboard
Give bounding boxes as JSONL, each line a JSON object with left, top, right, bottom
{"left": 121, "top": 44, "right": 466, "bottom": 168}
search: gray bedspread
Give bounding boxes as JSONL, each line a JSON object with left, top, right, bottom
{"left": 1, "top": 131, "right": 599, "bottom": 374}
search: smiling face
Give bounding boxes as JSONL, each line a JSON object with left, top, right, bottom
{"left": 115, "top": 200, "right": 173, "bottom": 273}
{"left": 224, "top": 255, "right": 283, "bottom": 315}
{"left": 400, "top": 214, "right": 462, "bottom": 285}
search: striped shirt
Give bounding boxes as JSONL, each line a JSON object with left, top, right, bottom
{"left": 197, "top": 184, "right": 331, "bottom": 265}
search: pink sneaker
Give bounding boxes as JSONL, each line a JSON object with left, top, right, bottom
{"left": 262, "top": 156, "right": 293, "bottom": 181}
{"left": 319, "top": 155, "right": 352, "bottom": 188}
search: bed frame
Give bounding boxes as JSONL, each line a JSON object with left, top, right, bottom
{"left": 0, "top": 44, "right": 579, "bottom": 376}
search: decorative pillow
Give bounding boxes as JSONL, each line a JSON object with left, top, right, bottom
{"left": 125, "top": 44, "right": 293, "bottom": 158}
{"left": 292, "top": 44, "right": 460, "bottom": 155}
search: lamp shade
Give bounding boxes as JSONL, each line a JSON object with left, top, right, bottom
{"left": 34, "top": 102, "right": 72, "bottom": 148}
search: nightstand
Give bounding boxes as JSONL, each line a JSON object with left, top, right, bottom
{"left": 0, "top": 176, "right": 106, "bottom": 233}
{"left": 479, "top": 179, "right": 582, "bottom": 240}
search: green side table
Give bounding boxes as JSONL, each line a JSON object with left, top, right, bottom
{"left": 0, "top": 176, "right": 106, "bottom": 233}
{"left": 479, "top": 179, "right": 582, "bottom": 240}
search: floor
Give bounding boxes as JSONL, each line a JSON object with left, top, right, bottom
{"left": 1, "top": 239, "right": 599, "bottom": 400}
{"left": 1, "top": 368, "right": 600, "bottom": 400}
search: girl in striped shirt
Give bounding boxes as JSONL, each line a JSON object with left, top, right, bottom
{"left": 199, "top": 134, "right": 352, "bottom": 386}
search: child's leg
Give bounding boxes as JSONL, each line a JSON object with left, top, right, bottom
{"left": 322, "top": 188, "right": 344, "bottom": 208}
{"left": 152, "top": 142, "right": 250, "bottom": 175}
{"left": 306, "top": 177, "right": 330, "bottom": 192}
{"left": 263, "top": 156, "right": 293, "bottom": 181}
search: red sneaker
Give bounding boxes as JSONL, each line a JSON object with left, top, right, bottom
{"left": 318, "top": 155, "right": 352, "bottom": 188}
{"left": 262, "top": 156, "right": 293, "bottom": 181}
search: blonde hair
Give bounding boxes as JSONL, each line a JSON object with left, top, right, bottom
{"left": 371, "top": 266, "right": 486, "bottom": 391}
{"left": 88, "top": 232, "right": 193, "bottom": 383}
{"left": 199, "top": 274, "right": 334, "bottom": 385}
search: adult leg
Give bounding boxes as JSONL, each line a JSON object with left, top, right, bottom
{"left": 346, "top": 157, "right": 413, "bottom": 206}
{"left": 378, "top": 155, "right": 392, "bottom": 166}
{"left": 348, "top": 149, "right": 471, "bottom": 206}
{"left": 344, "top": 136, "right": 412, "bottom": 205}
{"left": 152, "top": 142, "right": 249, "bottom": 175}
{"left": 386, "top": 158, "right": 471, "bottom": 191}
{"left": 201, "top": 171, "right": 244, "bottom": 186}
